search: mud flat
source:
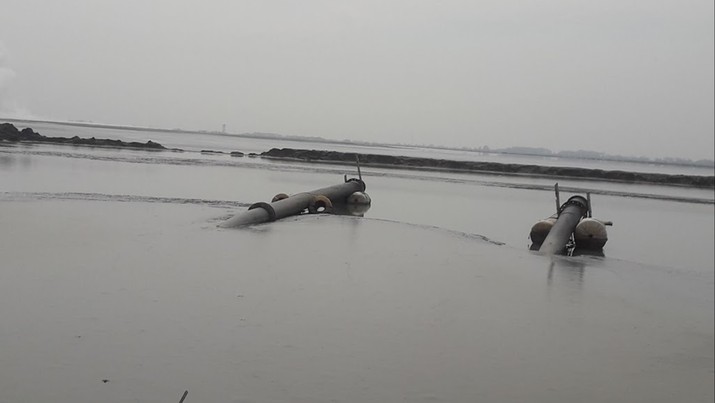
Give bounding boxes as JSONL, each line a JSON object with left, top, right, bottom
{"left": 0, "top": 200, "right": 712, "bottom": 403}
{"left": 1, "top": 124, "right": 712, "bottom": 402}
{"left": 262, "top": 148, "right": 715, "bottom": 188}
{"left": 0, "top": 123, "right": 166, "bottom": 150}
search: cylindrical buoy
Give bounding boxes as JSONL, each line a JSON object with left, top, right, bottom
{"left": 574, "top": 218, "right": 608, "bottom": 249}
{"left": 529, "top": 216, "right": 557, "bottom": 246}
{"left": 347, "top": 191, "right": 371, "bottom": 205}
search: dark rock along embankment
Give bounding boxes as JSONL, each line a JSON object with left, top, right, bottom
{"left": 0, "top": 122, "right": 166, "bottom": 150}
{"left": 3, "top": 122, "right": 711, "bottom": 188}
{"left": 262, "top": 148, "right": 715, "bottom": 188}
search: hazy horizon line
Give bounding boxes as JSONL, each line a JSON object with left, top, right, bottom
{"left": 2, "top": 116, "right": 713, "bottom": 167}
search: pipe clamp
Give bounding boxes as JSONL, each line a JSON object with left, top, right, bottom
{"left": 248, "top": 202, "right": 277, "bottom": 221}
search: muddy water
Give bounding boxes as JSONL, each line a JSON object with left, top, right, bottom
{"left": 2, "top": 143, "right": 713, "bottom": 272}
{"left": 0, "top": 126, "right": 713, "bottom": 402}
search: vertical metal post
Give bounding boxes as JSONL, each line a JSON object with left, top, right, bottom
{"left": 586, "top": 192, "right": 593, "bottom": 218}
{"left": 355, "top": 154, "right": 362, "bottom": 181}
{"left": 554, "top": 183, "right": 560, "bottom": 214}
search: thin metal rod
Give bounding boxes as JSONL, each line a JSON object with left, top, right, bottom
{"left": 355, "top": 155, "right": 362, "bottom": 181}
{"left": 554, "top": 183, "right": 560, "bottom": 214}
{"left": 586, "top": 192, "right": 593, "bottom": 217}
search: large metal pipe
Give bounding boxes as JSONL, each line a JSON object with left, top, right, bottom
{"left": 538, "top": 195, "right": 589, "bottom": 255}
{"left": 220, "top": 179, "right": 366, "bottom": 228}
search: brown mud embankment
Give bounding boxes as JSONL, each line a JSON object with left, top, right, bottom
{"left": 0, "top": 123, "right": 166, "bottom": 150}
{"left": 262, "top": 148, "right": 715, "bottom": 188}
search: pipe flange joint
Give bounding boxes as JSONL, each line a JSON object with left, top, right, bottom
{"left": 248, "top": 202, "right": 277, "bottom": 221}
{"left": 559, "top": 196, "right": 589, "bottom": 215}
{"left": 346, "top": 178, "right": 367, "bottom": 191}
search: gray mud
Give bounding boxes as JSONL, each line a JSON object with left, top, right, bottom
{"left": 1, "top": 124, "right": 713, "bottom": 402}
{"left": 0, "top": 202, "right": 712, "bottom": 403}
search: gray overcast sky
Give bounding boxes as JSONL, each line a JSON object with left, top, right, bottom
{"left": 1, "top": 0, "right": 713, "bottom": 159}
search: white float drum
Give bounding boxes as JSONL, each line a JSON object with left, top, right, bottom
{"left": 574, "top": 218, "right": 608, "bottom": 249}
{"left": 529, "top": 217, "right": 557, "bottom": 246}
{"left": 347, "top": 191, "right": 371, "bottom": 205}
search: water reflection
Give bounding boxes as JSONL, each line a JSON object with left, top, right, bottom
{"left": 571, "top": 248, "right": 605, "bottom": 258}
{"left": 547, "top": 256, "right": 586, "bottom": 289}
{"left": 0, "top": 152, "right": 33, "bottom": 169}
{"left": 0, "top": 154, "right": 13, "bottom": 168}
{"left": 331, "top": 203, "right": 371, "bottom": 217}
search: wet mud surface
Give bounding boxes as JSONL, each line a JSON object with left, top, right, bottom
{"left": 1, "top": 122, "right": 713, "bottom": 402}
{"left": 0, "top": 202, "right": 712, "bottom": 403}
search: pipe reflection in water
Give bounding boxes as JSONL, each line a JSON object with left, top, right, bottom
{"left": 331, "top": 202, "right": 371, "bottom": 217}
{"left": 547, "top": 256, "right": 587, "bottom": 292}
{"left": 571, "top": 248, "right": 605, "bottom": 258}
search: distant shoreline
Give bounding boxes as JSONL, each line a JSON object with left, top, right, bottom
{"left": 262, "top": 148, "right": 715, "bottom": 189}
{"left": 3, "top": 117, "right": 713, "bottom": 170}
{"left": 0, "top": 122, "right": 168, "bottom": 151}
{"left": 2, "top": 121, "right": 713, "bottom": 189}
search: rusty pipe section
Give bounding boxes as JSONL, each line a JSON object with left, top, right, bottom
{"left": 538, "top": 195, "right": 589, "bottom": 255}
{"left": 220, "top": 180, "right": 366, "bottom": 228}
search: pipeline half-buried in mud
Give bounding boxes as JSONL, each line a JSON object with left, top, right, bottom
{"left": 219, "top": 177, "right": 371, "bottom": 228}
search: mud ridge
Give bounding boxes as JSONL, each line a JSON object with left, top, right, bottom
{"left": 262, "top": 148, "right": 714, "bottom": 188}
{"left": 0, "top": 191, "right": 249, "bottom": 208}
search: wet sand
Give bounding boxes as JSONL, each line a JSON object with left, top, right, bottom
{"left": 0, "top": 201, "right": 712, "bottom": 403}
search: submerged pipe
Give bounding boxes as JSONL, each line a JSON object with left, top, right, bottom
{"left": 220, "top": 180, "right": 366, "bottom": 228}
{"left": 539, "top": 195, "right": 589, "bottom": 255}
